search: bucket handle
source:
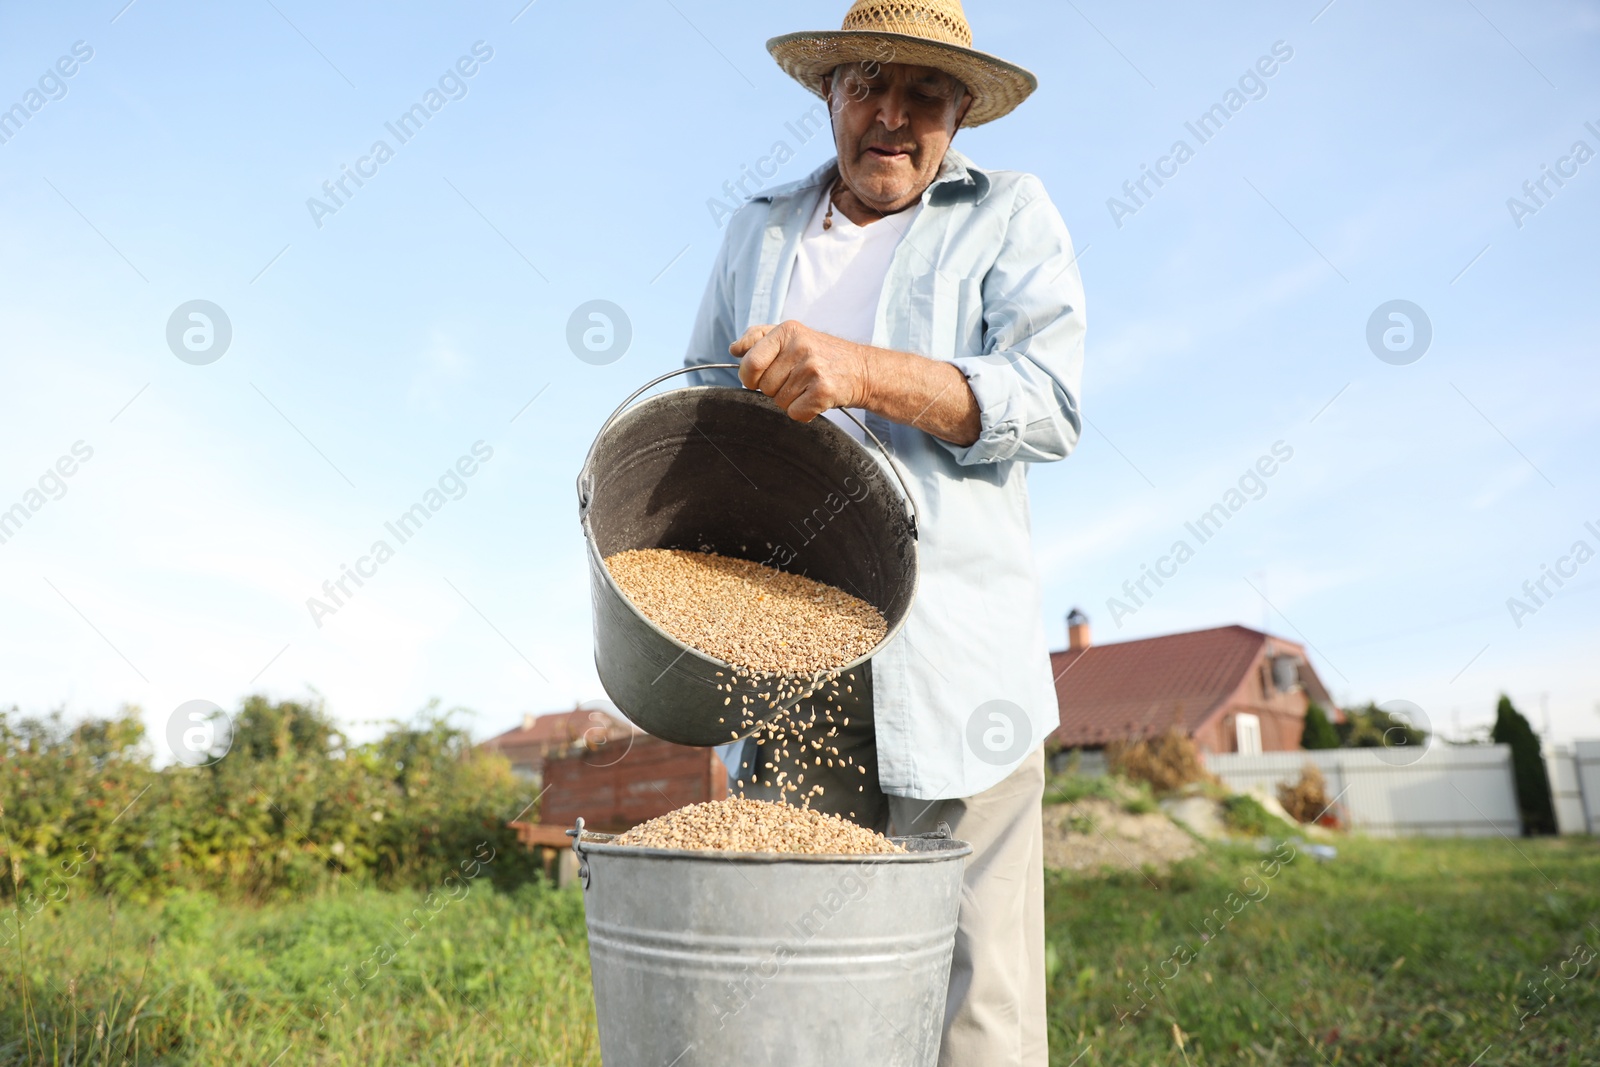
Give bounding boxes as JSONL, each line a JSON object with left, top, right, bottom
{"left": 576, "top": 363, "right": 918, "bottom": 540}
{"left": 568, "top": 818, "right": 591, "bottom": 891}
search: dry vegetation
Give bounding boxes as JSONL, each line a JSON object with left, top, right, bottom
{"left": 1104, "top": 731, "right": 1219, "bottom": 794}
{"left": 1276, "top": 762, "right": 1335, "bottom": 824}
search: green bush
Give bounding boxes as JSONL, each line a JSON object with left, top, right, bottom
{"left": 1221, "top": 793, "right": 1295, "bottom": 838}
{"left": 0, "top": 695, "right": 541, "bottom": 904}
{"left": 1336, "top": 702, "right": 1427, "bottom": 749}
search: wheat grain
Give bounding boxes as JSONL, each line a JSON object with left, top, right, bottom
{"left": 613, "top": 797, "right": 902, "bottom": 855}
{"left": 604, "top": 549, "right": 886, "bottom": 674}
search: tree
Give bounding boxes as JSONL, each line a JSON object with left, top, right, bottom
{"left": 1335, "top": 702, "right": 1428, "bottom": 750}
{"left": 1299, "top": 703, "right": 1340, "bottom": 750}
{"left": 1491, "top": 694, "right": 1556, "bottom": 836}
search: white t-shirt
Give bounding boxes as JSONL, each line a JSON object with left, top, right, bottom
{"left": 781, "top": 189, "right": 922, "bottom": 441}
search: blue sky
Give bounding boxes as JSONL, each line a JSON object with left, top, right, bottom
{"left": 1, "top": 0, "right": 1597, "bottom": 756}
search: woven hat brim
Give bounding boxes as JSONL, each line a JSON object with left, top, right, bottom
{"left": 767, "top": 30, "right": 1037, "bottom": 128}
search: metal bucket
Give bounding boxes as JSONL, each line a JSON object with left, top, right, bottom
{"left": 572, "top": 820, "right": 970, "bottom": 1067}
{"left": 577, "top": 365, "right": 919, "bottom": 746}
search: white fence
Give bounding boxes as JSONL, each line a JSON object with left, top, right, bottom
{"left": 1547, "top": 741, "right": 1600, "bottom": 835}
{"left": 1203, "top": 745, "right": 1521, "bottom": 838}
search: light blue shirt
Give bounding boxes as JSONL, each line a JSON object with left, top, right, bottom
{"left": 685, "top": 148, "right": 1085, "bottom": 800}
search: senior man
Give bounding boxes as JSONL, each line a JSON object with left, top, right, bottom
{"left": 684, "top": 2, "right": 1083, "bottom": 1064}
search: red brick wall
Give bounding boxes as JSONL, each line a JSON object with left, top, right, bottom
{"left": 1201, "top": 702, "right": 1311, "bottom": 753}
{"left": 540, "top": 736, "right": 727, "bottom": 833}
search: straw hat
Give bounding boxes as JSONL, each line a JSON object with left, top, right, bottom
{"left": 767, "top": 0, "right": 1037, "bottom": 128}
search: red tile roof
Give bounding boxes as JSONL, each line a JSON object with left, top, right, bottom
{"left": 480, "top": 708, "right": 635, "bottom": 753}
{"left": 1050, "top": 625, "right": 1279, "bottom": 748}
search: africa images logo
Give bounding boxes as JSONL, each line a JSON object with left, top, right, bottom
{"left": 567, "top": 300, "right": 632, "bottom": 365}
{"left": 966, "top": 699, "right": 1032, "bottom": 767}
{"left": 166, "top": 700, "right": 233, "bottom": 767}
{"left": 166, "top": 300, "right": 232, "bottom": 365}
{"left": 1365, "top": 300, "right": 1431, "bottom": 366}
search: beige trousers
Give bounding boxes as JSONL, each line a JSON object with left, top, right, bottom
{"left": 732, "top": 674, "right": 1048, "bottom": 1067}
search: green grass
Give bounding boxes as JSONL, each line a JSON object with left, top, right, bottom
{"left": 5, "top": 835, "right": 1599, "bottom": 1065}
{"left": 2, "top": 880, "right": 597, "bottom": 1066}
{"left": 1045, "top": 772, "right": 1159, "bottom": 815}
{"left": 1219, "top": 792, "right": 1297, "bottom": 838}
{"left": 1047, "top": 834, "right": 1600, "bottom": 1065}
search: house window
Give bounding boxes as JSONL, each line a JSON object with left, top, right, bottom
{"left": 1270, "top": 655, "right": 1301, "bottom": 692}
{"left": 1235, "top": 714, "right": 1263, "bottom": 756}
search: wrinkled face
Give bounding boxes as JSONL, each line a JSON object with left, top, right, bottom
{"left": 825, "top": 61, "right": 971, "bottom": 214}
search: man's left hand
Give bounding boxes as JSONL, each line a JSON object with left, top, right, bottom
{"left": 730, "top": 321, "right": 871, "bottom": 423}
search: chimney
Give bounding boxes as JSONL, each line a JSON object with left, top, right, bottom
{"left": 1067, "top": 608, "right": 1091, "bottom": 651}
{"left": 522, "top": 712, "right": 536, "bottom": 731}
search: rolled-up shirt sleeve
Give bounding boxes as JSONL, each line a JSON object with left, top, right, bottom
{"left": 683, "top": 208, "right": 751, "bottom": 390}
{"left": 939, "top": 176, "right": 1085, "bottom": 466}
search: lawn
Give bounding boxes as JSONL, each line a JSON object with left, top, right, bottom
{"left": 1048, "top": 834, "right": 1600, "bottom": 1065}
{"left": 2, "top": 880, "right": 597, "bottom": 1066}
{"left": 4, "top": 834, "right": 1598, "bottom": 1065}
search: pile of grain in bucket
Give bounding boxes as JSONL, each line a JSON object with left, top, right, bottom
{"left": 613, "top": 797, "right": 904, "bottom": 855}
{"left": 603, "top": 549, "right": 886, "bottom": 675}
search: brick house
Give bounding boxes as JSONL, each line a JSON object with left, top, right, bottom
{"left": 492, "top": 714, "right": 727, "bottom": 885}
{"left": 1049, "top": 609, "right": 1339, "bottom": 755}
{"left": 477, "top": 706, "right": 636, "bottom": 781}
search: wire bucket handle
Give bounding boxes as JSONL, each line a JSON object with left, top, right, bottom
{"left": 575, "top": 363, "right": 917, "bottom": 538}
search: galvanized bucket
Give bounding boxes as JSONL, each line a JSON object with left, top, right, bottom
{"left": 572, "top": 819, "right": 969, "bottom": 1067}
{"left": 577, "top": 365, "right": 919, "bottom": 746}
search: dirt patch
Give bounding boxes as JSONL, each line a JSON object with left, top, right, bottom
{"left": 1042, "top": 797, "right": 1202, "bottom": 875}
